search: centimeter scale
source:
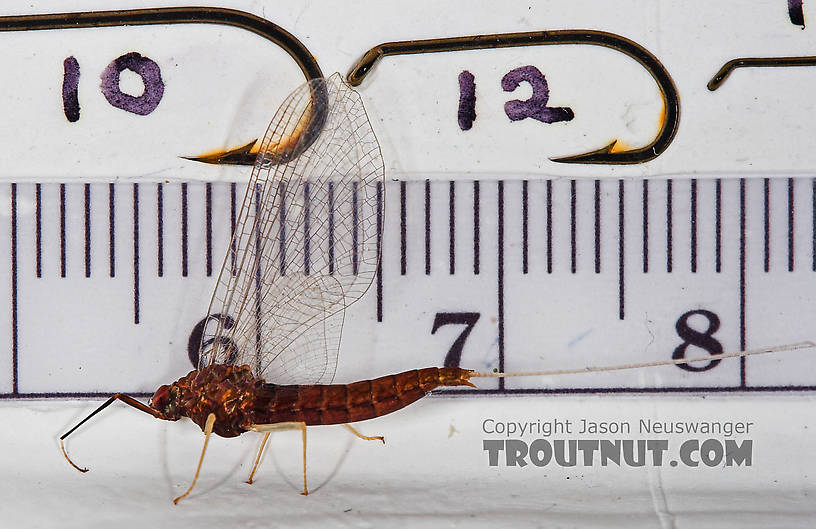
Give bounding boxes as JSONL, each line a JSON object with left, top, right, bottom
{"left": 2, "top": 175, "right": 814, "bottom": 398}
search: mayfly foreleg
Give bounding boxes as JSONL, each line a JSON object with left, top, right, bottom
{"left": 60, "top": 393, "right": 166, "bottom": 473}
{"left": 246, "top": 431, "right": 271, "bottom": 484}
{"left": 249, "top": 421, "right": 309, "bottom": 495}
{"left": 173, "top": 412, "right": 217, "bottom": 505}
{"left": 344, "top": 424, "right": 385, "bottom": 444}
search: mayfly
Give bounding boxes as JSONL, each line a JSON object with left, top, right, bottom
{"left": 58, "top": 73, "right": 814, "bottom": 503}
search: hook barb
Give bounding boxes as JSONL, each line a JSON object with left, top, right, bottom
{"left": 183, "top": 139, "right": 259, "bottom": 166}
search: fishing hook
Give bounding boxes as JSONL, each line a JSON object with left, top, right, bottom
{"left": 708, "top": 56, "right": 816, "bottom": 91}
{"left": 346, "top": 30, "right": 680, "bottom": 165}
{"left": 0, "top": 6, "right": 327, "bottom": 166}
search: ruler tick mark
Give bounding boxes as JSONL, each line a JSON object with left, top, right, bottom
{"left": 812, "top": 178, "right": 816, "bottom": 273}
{"left": 399, "top": 181, "right": 406, "bottom": 275}
{"left": 206, "top": 182, "right": 213, "bottom": 277}
{"left": 35, "top": 184, "right": 41, "bottom": 278}
{"left": 346, "top": 180, "right": 357, "bottom": 276}
{"left": 812, "top": 178, "right": 816, "bottom": 272}
{"left": 281, "top": 181, "right": 288, "bottom": 276}
{"left": 109, "top": 183, "right": 115, "bottom": 278}
{"left": 351, "top": 182, "right": 357, "bottom": 276}
{"left": 473, "top": 180, "right": 480, "bottom": 275}
{"left": 304, "top": 182, "right": 311, "bottom": 275}
{"left": 715, "top": 179, "right": 722, "bottom": 273}
{"left": 788, "top": 177, "right": 795, "bottom": 272}
{"left": 133, "top": 183, "right": 140, "bottom": 325}
{"left": 497, "top": 180, "right": 505, "bottom": 391}
{"left": 84, "top": 184, "right": 91, "bottom": 278}
{"left": 546, "top": 180, "right": 552, "bottom": 274}
{"left": 59, "top": 184, "right": 66, "bottom": 278}
{"left": 400, "top": 181, "right": 407, "bottom": 275}
{"left": 739, "top": 178, "right": 746, "bottom": 386}
{"left": 594, "top": 179, "right": 601, "bottom": 274}
{"left": 425, "top": 179, "right": 431, "bottom": 275}
{"left": 230, "top": 182, "right": 237, "bottom": 276}
{"left": 328, "top": 182, "right": 335, "bottom": 275}
{"left": 666, "top": 180, "right": 673, "bottom": 273}
{"left": 764, "top": 178, "right": 770, "bottom": 273}
{"left": 377, "top": 181, "right": 383, "bottom": 322}
{"left": 618, "top": 180, "right": 625, "bottom": 320}
{"left": 522, "top": 180, "right": 528, "bottom": 274}
{"left": 252, "top": 184, "right": 263, "bottom": 375}
{"left": 181, "top": 182, "right": 188, "bottom": 277}
{"left": 11, "top": 184, "right": 18, "bottom": 394}
{"left": 157, "top": 183, "right": 164, "bottom": 277}
{"left": 642, "top": 180, "right": 649, "bottom": 273}
{"left": 690, "top": 179, "right": 697, "bottom": 273}
{"left": 449, "top": 180, "right": 455, "bottom": 275}
{"left": 570, "top": 180, "right": 576, "bottom": 274}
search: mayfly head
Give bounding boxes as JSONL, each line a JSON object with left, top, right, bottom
{"left": 150, "top": 384, "right": 181, "bottom": 420}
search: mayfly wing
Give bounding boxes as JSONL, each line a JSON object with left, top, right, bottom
{"left": 199, "top": 73, "right": 385, "bottom": 384}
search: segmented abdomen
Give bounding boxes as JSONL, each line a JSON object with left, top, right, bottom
{"left": 249, "top": 367, "right": 475, "bottom": 426}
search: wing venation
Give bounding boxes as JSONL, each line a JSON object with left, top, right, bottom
{"left": 199, "top": 73, "right": 384, "bottom": 384}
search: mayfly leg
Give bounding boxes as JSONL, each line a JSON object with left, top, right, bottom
{"left": 249, "top": 422, "right": 308, "bottom": 495}
{"left": 344, "top": 424, "right": 385, "bottom": 444}
{"left": 174, "top": 413, "right": 217, "bottom": 504}
{"left": 245, "top": 423, "right": 384, "bottom": 488}
{"left": 59, "top": 393, "right": 165, "bottom": 473}
{"left": 246, "top": 431, "right": 271, "bottom": 484}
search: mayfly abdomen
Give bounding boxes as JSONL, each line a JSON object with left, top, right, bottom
{"left": 251, "top": 367, "right": 475, "bottom": 426}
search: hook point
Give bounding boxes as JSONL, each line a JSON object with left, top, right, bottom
{"left": 182, "top": 139, "right": 259, "bottom": 166}
{"left": 550, "top": 140, "right": 620, "bottom": 164}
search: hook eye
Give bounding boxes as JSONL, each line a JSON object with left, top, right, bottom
{"left": 708, "top": 56, "right": 816, "bottom": 91}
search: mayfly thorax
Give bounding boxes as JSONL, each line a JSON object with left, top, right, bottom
{"left": 58, "top": 73, "right": 814, "bottom": 504}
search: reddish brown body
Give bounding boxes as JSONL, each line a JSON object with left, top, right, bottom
{"left": 151, "top": 364, "right": 475, "bottom": 438}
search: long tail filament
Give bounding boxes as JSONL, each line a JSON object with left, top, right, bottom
{"left": 470, "top": 341, "right": 815, "bottom": 378}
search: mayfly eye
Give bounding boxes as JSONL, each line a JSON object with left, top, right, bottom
{"left": 150, "top": 385, "right": 170, "bottom": 409}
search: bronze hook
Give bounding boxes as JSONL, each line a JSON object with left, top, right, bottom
{"left": 346, "top": 30, "right": 680, "bottom": 165}
{"left": 708, "top": 56, "right": 816, "bottom": 91}
{"left": 0, "top": 6, "right": 326, "bottom": 166}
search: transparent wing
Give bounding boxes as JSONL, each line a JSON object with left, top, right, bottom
{"left": 199, "top": 73, "right": 384, "bottom": 384}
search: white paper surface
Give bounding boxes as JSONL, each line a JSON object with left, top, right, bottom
{"left": 3, "top": 396, "right": 816, "bottom": 528}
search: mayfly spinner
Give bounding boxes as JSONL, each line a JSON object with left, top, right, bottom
{"left": 58, "top": 73, "right": 814, "bottom": 503}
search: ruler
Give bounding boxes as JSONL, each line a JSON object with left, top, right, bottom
{"left": 2, "top": 176, "right": 814, "bottom": 398}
